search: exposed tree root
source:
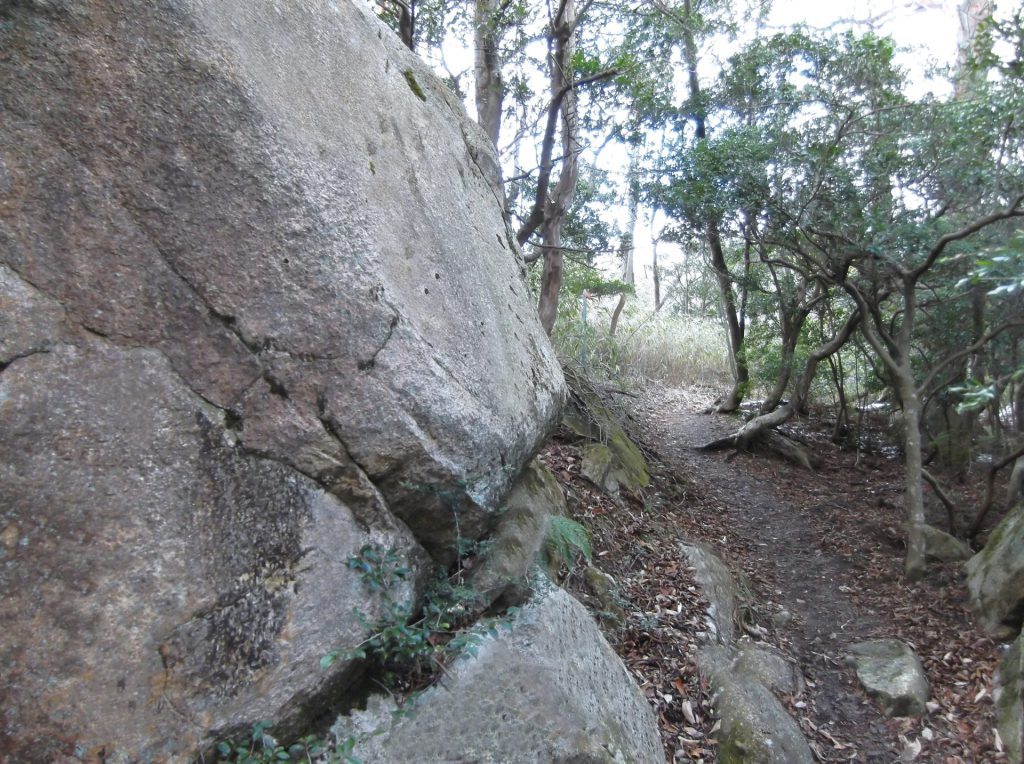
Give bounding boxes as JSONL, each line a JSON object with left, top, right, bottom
{"left": 699, "top": 426, "right": 819, "bottom": 471}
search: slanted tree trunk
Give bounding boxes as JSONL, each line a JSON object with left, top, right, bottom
{"left": 969, "top": 442, "right": 1024, "bottom": 539}
{"left": 708, "top": 224, "right": 748, "bottom": 412}
{"left": 536, "top": 0, "right": 579, "bottom": 335}
{"left": 759, "top": 266, "right": 818, "bottom": 414}
{"left": 514, "top": 0, "right": 614, "bottom": 334}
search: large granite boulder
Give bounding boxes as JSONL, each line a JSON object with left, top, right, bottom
{"left": 0, "top": 0, "right": 564, "bottom": 759}
{"left": 331, "top": 584, "right": 664, "bottom": 763}
{"left": 0, "top": 345, "right": 425, "bottom": 762}
{"left": 966, "top": 503, "right": 1024, "bottom": 639}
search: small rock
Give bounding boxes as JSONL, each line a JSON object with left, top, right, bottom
{"left": 771, "top": 609, "right": 794, "bottom": 629}
{"left": 734, "top": 640, "right": 802, "bottom": 696}
{"left": 583, "top": 564, "right": 627, "bottom": 627}
{"left": 848, "top": 639, "right": 930, "bottom": 717}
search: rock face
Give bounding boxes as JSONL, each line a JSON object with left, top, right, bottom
{"left": 562, "top": 365, "right": 650, "bottom": 496}
{"left": 0, "top": 1, "right": 564, "bottom": 759}
{"left": 0, "top": 344, "right": 426, "bottom": 762}
{"left": 966, "top": 503, "right": 1024, "bottom": 639}
{"left": 703, "top": 660, "right": 814, "bottom": 764}
{"left": 847, "top": 639, "right": 930, "bottom": 717}
{"left": 331, "top": 584, "right": 664, "bottom": 763}
{"left": 997, "top": 633, "right": 1024, "bottom": 764}
{"left": 464, "top": 459, "right": 564, "bottom": 608}
{"left": 682, "top": 542, "right": 739, "bottom": 644}
{"left": 580, "top": 441, "right": 649, "bottom": 497}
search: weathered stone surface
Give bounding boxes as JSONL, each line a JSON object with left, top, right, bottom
{"left": 734, "top": 641, "right": 802, "bottom": 696}
{"left": 967, "top": 503, "right": 1024, "bottom": 639}
{"left": 847, "top": 639, "right": 930, "bottom": 717}
{"left": 699, "top": 646, "right": 813, "bottom": 764}
{"left": 918, "top": 523, "right": 972, "bottom": 562}
{"left": 580, "top": 440, "right": 648, "bottom": 497}
{"left": 563, "top": 367, "right": 649, "bottom": 495}
{"left": 584, "top": 565, "right": 628, "bottom": 627}
{"left": 682, "top": 541, "right": 738, "bottom": 645}
{"left": 0, "top": 0, "right": 564, "bottom": 558}
{"left": 581, "top": 442, "right": 618, "bottom": 490}
{"left": 0, "top": 0, "right": 565, "bottom": 758}
{"left": 332, "top": 584, "right": 663, "bottom": 763}
{"left": 0, "top": 264, "right": 81, "bottom": 363}
{"left": 997, "top": 632, "right": 1024, "bottom": 764}
{"left": 464, "top": 460, "right": 563, "bottom": 608}
{"left": 685, "top": 543, "right": 813, "bottom": 761}
{"left": 0, "top": 345, "right": 423, "bottom": 761}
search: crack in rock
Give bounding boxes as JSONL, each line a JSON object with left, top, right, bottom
{"left": 358, "top": 312, "right": 399, "bottom": 371}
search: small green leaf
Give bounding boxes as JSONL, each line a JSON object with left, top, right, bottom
{"left": 320, "top": 652, "right": 338, "bottom": 669}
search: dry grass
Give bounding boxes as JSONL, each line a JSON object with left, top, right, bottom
{"left": 554, "top": 311, "right": 732, "bottom": 389}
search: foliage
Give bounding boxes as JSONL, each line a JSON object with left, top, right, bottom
{"left": 320, "top": 545, "right": 512, "bottom": 690}
{"left": 214, "top": 721, "right": 361, "bottom": 764}
{"left": 545, "top": 515, "right": 593, "bottom": 570}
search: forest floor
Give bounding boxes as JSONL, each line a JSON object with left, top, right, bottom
{"left": 542, "top": 383, "right": 1009, "bottom": 763}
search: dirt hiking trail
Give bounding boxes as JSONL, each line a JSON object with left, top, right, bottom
{"left": 550, "top": 384, "right": 1007, "bottom": 762}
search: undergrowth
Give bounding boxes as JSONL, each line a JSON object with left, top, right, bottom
{"left": 320, "top": 544, "right": 509, "bottom": 691}
{"left": 554, "top": 309, "right": 731, "bottom": 388}
{"left": 545, "top": 515, "right": 593, "bottom": 570}
{"left": 214, "top": 721, "right": 361, "bottom": 764}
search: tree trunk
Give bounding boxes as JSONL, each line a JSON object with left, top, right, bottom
{"left": 610, "top": 151, "right": 639, "bottom": 336}
{"left": 536, "top": 0, "right": 579, "bottom": 335}
{"left": 900, "top": 375, "right": 928, "bottom": 581}
{"left": 828, "top": 353, "right": 850, "bottom": 444}
{"left": 709, "top": 224, "right": 748, "bottom": 412}
{"left": 473, "top": 0, "right": 504, "bottom": 147}
{"left": 761, "top": 322, "right": 799, "bottom": 413}
{"left": 538, "top": 219, "right": 564, "bottom": 334}
{"left": 954, "top": 0, "right": 994, "bottom": 97}
{"left": 652, "top": 236, "right": 663, "bottom": 311}
{"left": 678, "top": 0, "right": 747, "bottom": 411}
